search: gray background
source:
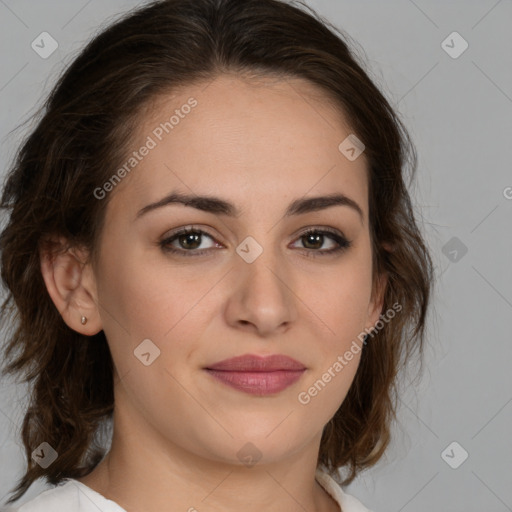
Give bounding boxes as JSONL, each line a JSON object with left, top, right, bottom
{"left": 0, "top": 1, "right": 511, "bottom": 511}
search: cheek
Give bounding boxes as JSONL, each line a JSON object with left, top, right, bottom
{"left": 296, "top": 350, "right": 361, "bottom": 432}
{"left": 295, "top": 262, "right": 370, "bottom": 421}
{"left": 95, "top": 233, "right": 201, "bottom": 338}
{"left": 307, "top": 242, "right": 373, "bottom": 343}
{"left": 95, "top": 251, "right": 215, "bottom": 389}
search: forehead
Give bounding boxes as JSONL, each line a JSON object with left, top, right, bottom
{"left": 108, "top": 73, "right": 369, "bottom": 220}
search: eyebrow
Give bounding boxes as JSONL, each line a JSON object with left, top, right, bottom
{"left": 135, "top": 191, "right": 364, "bottom": 222}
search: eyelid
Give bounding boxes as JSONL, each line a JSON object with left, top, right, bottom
{"left": 294, "top": 225, "right": 346, "bottom": 240}
{"left": 159, "top": 224, "right": 351, "bottom": 257}
{"left": 162, "top": 224, "right": 223, "bottom": 243}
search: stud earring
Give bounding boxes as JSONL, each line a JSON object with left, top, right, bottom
{"left": 81, "top": 315, "right": 87, "bottom": 325}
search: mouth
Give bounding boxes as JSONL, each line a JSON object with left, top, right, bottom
{"left": 204, "top": 354, "right": 306, "bottom": 396}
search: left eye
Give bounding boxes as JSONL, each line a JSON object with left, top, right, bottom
{"left": 159, "top": 227, "right": 351, "bottom": 257}
{"left": 291, "top": 229, "right": 347, "bottom": 252}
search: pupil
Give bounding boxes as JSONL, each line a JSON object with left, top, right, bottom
{"left": 181, "top": 233, "right": 201, "bottom": 249}
{"left": 304, "top": 233, "right": 322, "bottom": 249}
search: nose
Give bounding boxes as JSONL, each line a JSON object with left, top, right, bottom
{"left": 224, "top": 246, "right": 297, "bottom": 337}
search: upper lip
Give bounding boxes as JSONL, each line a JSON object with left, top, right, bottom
{"left": 205, "top": 354, "right": 306, "bottom": 372}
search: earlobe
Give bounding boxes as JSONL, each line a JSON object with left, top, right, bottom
{"left": 39, "top": 236, "right": 103, "bottom": 336}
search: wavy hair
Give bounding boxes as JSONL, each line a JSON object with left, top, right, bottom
{"left": 0, "top": 0, "right": 434, "bottom": 504}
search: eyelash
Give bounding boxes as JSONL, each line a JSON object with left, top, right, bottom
{"left": 159, "top": 226, "right": 352, "bottom": 258}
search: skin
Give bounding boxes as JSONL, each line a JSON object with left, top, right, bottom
{"left": 40, "top": 74, "right": 386, "bottom": 512}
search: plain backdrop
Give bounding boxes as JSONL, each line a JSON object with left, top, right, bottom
{"left": 0, "top": 1, "right": 511, "bottom": 511}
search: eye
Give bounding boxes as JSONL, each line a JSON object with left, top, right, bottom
{"left": 290, "top": 228, "right": 352, "bottom": 257}
{"left": 159, "top": 227, "right": 221, "bottom": 256}
{"left": 159, "top": 226, "right": 352, "bottom": 258}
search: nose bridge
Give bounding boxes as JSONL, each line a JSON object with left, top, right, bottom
{"left": 235, "top": 231, "right": 286, "bottom": 295}
{"left": 226, "top": 230, "right": 296, "bottom": 334}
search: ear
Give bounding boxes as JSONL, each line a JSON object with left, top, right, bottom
{"left": 39, "top": 236, "right": 103, "bottom": 336}
{"left": 365, "top": 271, "right": 388, "bottom": 332}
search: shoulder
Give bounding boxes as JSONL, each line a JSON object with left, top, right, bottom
{"left": 315, "top": 467, "right": 374, "bottom": 512}
{"left": 1, "top": 481, "right": 79, "bottom": 512}
{"left": 0, "top": 480, "right": 126, "bottom": 512}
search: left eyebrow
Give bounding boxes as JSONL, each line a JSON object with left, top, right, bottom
{"left": 135, "top": 191, "right": 364, "bottom": 223}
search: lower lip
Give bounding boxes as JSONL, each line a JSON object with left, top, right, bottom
{"left": 204, "top": 369, "right": 306, "bottom": 395}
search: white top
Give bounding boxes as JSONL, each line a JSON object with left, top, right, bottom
{"left": 2, "top": 468, "right": 372, "bottom": 512}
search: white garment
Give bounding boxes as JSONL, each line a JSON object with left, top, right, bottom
{"left": 2, "top": 468, "right": 372, "bottom": 512}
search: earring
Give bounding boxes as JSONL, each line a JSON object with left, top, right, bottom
{"left": 81, "top": 315, "right": 87, "bottom": 325}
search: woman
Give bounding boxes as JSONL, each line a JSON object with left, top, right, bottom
{"left": 0, "top": 0, "right": 434, "bottom": 511}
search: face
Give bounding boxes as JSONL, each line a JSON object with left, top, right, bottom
{"left": 89, "top": 74, "right": 384, "bottom": 466}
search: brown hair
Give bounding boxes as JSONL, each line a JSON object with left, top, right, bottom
{"left": 0, "top": 0, "right": 434, "bottom": 504}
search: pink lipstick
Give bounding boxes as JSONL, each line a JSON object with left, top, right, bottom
{"left": 204, "top": 354, "right": 306, "bottom": 395}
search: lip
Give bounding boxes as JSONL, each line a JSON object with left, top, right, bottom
{"left": 206, "top": 354, "right": 306, "bottom": 372}
{"left": 204, "top": 354, "right": 306, "bottom": 395}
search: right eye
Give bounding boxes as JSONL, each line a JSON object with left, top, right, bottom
{"left": 159, "top": 227, "right": 223, "bottom": 257}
